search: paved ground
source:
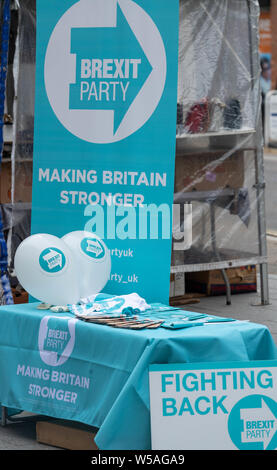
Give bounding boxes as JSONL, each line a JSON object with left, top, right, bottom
{"left": 264, "top": 148, "right": 277, "bottom": 234}
{"left": 0, "top": 413, "right": 60, "bottom": 450}
{"left": 267, "top": 235, "right": 277, "bottom": 275}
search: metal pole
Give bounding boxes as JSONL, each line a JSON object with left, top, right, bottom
{"left": 255, "top": 146, "right": 270, "bottom": 305}
{"left": 247, "top": 0, "right": 270, "bottom": 305}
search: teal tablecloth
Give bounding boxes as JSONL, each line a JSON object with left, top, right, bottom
{"left": 0, "top": 302, "right": 276, "bottom": 449}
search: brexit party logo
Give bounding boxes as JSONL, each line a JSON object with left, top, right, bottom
{"left": 44, "top": 0, "right": 166, "bottom": 143}
{"left": 38, "top": 316, "right": 77, "bottom": 367}
{"left": 228, "top": 395, "right": 277, "bottom": 450}
{"left": 39, "top": 247, "right": 66, "bottom": 274}
{"left": 80, "top": 236, "right": 106, "bottom": 260}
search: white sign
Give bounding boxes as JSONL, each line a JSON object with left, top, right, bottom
{"left": 265, "top": 91, "right": 277, "bottom": 146}
{"left": 269, "top": 94, "right": 277, "bottom": 141}
{"left": 149, "top": 361, "right": 277, "bottom": 450}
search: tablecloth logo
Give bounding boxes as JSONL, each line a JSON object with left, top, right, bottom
{"left": 39, "top": 247, "right": 66, "bottom": 274}
{"left": 80, "top": 236, "right": 106, "bottom": 260}
{"left": 38, "top": 316, "right": 77, "bottom": 367}
{"left": 44, "top": 0, "right": 167, "bottom": 143}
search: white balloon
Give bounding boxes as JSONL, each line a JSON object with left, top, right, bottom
{"left": 62, "top": 231, "right": 111, "bottom": 298}
{"left": 14, "top": 233, "right": 80, "bottom": 305}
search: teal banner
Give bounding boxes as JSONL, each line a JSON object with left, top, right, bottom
{"left": 32, "top": 0, "right": 179, "bottom": 303}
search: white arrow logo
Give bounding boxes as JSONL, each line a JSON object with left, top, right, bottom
{"left": 240, "top": 398, "right": 277, "bottom": 450}
{"left": 44, "top": 0, "right": 166, "bottom": 143}
{"left": 86, "top": 239, "right": 104, "bottom": 257}
{"left": 43, "top": 249, "right": 63, "bottom": 269}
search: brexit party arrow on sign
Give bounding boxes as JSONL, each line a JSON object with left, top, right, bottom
{"left": 69, "top": 3, "right": 153, "bottom": 135}
{"left": 44, "top": 0, "right": 167, "bottom": 143}
{"left": 240, "top": 398, "right": 277, "bottom": 450}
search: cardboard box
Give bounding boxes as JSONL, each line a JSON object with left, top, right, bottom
{"left": 0, "top": 160, "right": 33, "bottom": 203}
{"left": 0, "top": 161, "right": 12, "bottom": 203}
{"left": 175, "top": 151, "right": 244, "bottom": 192}
{"left": 171, "top": 249, "right": 186, "bottom": 297}
{"left": 12, "top": 288, "right": 29, "bottom": 304}
{"left": 186, "top": 265, "right": 257, "bottom": 296}
{"left": 36, "top": 419, "right": 98, "bottom": 450}
{"left": 170, "top": 272, "right": 185, "bottom": 298}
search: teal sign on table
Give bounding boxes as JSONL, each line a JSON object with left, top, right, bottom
{"left": 31, "top": 0, "right": 179, "bottom": 303}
